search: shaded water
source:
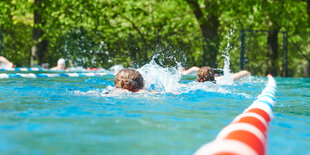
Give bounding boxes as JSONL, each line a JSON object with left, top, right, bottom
{"left": 0, "top": 73, "right": 309, "bottom": 154}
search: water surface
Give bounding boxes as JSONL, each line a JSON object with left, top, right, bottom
{"left": 0, "top": 75, "right": 309, "bottom": 155}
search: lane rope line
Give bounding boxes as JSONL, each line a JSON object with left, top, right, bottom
{"left": 195, "top": 74, "right": 277, "bottom": 155}
{"left": 0, "top": 67, "right": 105, "bottom": 72}
{"left": 0, "top": 72, "right": 113, "bottom": 79}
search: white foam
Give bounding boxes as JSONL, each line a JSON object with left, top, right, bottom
{"left": 138, "top": 59, "right": 181, "bottom": 93}
{"left": 186, "top": 81, "right": 230, "bottom": 93}
{"left": 109, "top": 64, "right": 124, "bottom": 75}
{"left": 216, "top": 55, "right": 234, "bottom": 85}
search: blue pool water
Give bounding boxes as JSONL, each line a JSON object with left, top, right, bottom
{"left": 0, "top": 73, "right": 309, "bottom": 154}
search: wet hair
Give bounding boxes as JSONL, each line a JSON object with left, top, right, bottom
{"left": 196, "top": 66, "right": 216, "bottom": 83}
{"left": 114, "top": 69, "right": 144, "bottom": 92}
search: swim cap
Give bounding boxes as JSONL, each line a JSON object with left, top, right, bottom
{"left": 57, "top": 58, "right": 66, "bottom": 65}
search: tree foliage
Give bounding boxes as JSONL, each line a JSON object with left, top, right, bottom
{"left": 0, "top": 0, "right": 309, "bottom": 76}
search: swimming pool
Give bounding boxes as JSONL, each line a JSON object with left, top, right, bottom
{"left": 0, "top": 70, "right": 309, "bottom": 154}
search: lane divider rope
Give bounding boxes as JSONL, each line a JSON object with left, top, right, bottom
{"left": 195, "top": 74, "right": 277, "bottom": 155}
{"left": 0, "top": 67, "right": 104, "bottom": 72}
{"left": 0, "top": 68, "right": 46, "bottom": 71}
{"left": 0, "top": 72, "right": 113, "bottom": 79}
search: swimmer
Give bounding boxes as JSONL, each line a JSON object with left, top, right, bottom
{"left": 196, "top": 66, "right": 250, "bottom": 83}
{"left": 0, "top": 56, "right": 14, "bottom": 69}
{"left": 114, "top": 68, "right": 147, "bottom": 93}
{"left": 51, "top": 58, "right": 68, "bottom": 71}
{"left": 41, "top": 63, "right": 49, "bottom": 69}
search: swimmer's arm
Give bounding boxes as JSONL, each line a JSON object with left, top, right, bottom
{"left": 181, "top": 66, "right": 200, "bottom": 75}
{"left": 0, "top": 56, "right": 11, "bottom": 64}
{"left": 215, "top": 70, "right": 250, "bottom": 81}
{"left": 231, "top": 70, "right": 250, "bottom": 80}
{"left": 0, "top": 56, "right": 13, "bottom": 68}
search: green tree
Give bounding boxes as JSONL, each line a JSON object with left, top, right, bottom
{"left": 31, "top": 0, "right": 48, "bottom": 66}
{"left": 185, "top": 0, "right": 220, "bottom": 67}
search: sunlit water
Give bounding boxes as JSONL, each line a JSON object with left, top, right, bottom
{"left": 0, "top": 67, "right": 309, "bottom": 154}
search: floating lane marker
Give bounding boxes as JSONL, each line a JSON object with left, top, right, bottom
{"left": 195, "top": 74, "right": 276, "bottom": 155}
{"left": 0, "top": 67, "right": 106, "bottom": 72}
{"left": 0, "top": 68, "right": 46, "bottom": 72}
{"left": 0, "top": 72, "right": 112, "bottom": 79}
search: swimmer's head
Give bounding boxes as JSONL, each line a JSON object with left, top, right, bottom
{"left": 58, "top": 58, "right": 65, "bottom": 65}
{"left": 114, "top": 69, "right": 144, "bottom": 92}
{"left": 57, "top": 58, "right": 66, "bottom": 69}
{"left": 41, "top": 63, "right": 49, "bottom": 69}
{"left": 196, "top": 66, "right": 216, "bottom": 83}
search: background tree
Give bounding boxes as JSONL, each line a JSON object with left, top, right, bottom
{"left": 0, "top": 0, "right": 309, "bottom": 77}
{"left": 185, "top": 0, "right": 220, "bottom": 67}
{"left": 31, "top": 0, "right": 48, "bottom": 66}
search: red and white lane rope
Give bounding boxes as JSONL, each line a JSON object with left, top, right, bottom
{"left": 195, "top": 74, "right": 276, "bottom": 155}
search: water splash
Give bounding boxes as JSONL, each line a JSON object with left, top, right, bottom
{"left": 215, "top": 29, "right": 235, "bottom": 85}
{"left": 109, "top": 64, "right": 124, "bottom": 75}
{"left": 138, "top": 57, "right": 181, "bottom": 93}
{"left": 216, "top": 55, "right": 233, "bottom": 85}
{"left": 223, "top": 29, "right": 235, "bottom": 56}
{"left": 186, "top": 81, "right": 230, "bottom": 93}
{"left": 136, "top": 54, "right": 233, "bottom": 94}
